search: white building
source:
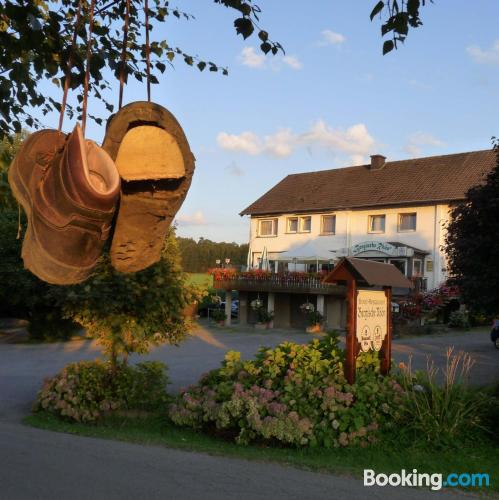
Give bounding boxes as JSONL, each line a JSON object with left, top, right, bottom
{"left": 216, "top": 150, "right": 495, "bottom": 329}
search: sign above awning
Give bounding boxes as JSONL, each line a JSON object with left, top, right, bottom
{"left": 350, "top": 241, "right": 414, "bottom": 257}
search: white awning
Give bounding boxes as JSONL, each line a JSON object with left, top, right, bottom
{"left": 274, "top": 240, "right": 336, "bottom": 261}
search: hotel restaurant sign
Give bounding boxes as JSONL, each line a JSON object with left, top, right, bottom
{"left": 356, "top": 290, "right": 388, "bottom": 352}
{"left": 351, "top": 241, "right": 414, "bottom": 257}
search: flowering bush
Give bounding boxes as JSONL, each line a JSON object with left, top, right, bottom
{"left": 208, "top": 268, "right": 238, "bottom": 281}
{"left": 421, "top": 283, "right": 460, "bottom": 312}
{"left": 34, "top": 360, "right": 169, "bottom": 423}
{"left": 168, "top": 334, "right": 402, "bottom": 447}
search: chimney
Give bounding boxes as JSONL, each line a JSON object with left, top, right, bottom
{"left": 370, "top": 154, "right": 386, "bottom": 170}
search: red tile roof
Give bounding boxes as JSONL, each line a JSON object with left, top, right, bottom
{"left": 240, "top": 150, "right": 496, "bottom": 215}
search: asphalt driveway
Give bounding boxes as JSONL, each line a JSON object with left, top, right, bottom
{"left": 0, "top": 322, "right": 496, "bottom": 499}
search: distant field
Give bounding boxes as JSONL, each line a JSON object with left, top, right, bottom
{"left": 185, "top": 273, "right": 213, "bottom": 289}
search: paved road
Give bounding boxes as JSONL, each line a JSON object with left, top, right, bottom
{"left": 0, "top": 323, "right": 496, "bottom": 499}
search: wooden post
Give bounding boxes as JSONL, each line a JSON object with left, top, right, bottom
{"left": 345, "top": 279, "right": 357, "bottom": 384}
{"left": 380, "top": 286, "right": 392, "bottom": 375}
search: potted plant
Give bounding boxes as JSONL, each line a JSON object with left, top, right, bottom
{"left": 255, "top": 308, "right": 274, "bottom": 329}
{"left": 299, "top": 302, "right": 323, "bottom": 333}
{"left": 306, "top": 310, "right": 324, "bottom": 333}
{"left": 211, "top": 308, "right": 227, "bottom": 326}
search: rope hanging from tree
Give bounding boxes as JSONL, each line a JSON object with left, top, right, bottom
{"left": 145, "top": 0, "right": 151, "bottom": 102}
{"left": 119, "top": 0, "right": 152, "bottom": 109}
{"left": 82, "top": 0, "right": 97, "bottom": 135}
{"left": 118, "top": 0, "right": 131, "bottom": 109}
{"left": 58, "top": 0, "right": 84, "bottom": 132}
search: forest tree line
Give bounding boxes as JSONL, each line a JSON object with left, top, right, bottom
{"left": 176, "top": 237, "right": 249, "bottom": 273}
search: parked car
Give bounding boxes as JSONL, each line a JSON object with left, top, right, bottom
{"left": 198, "top": 299, "right": 239, "bottom": 319}
{"left": 491, "top": 319, "right": 499, "bottom": 350}
{"left": 220, "top": 300, "right": 239, "bottom": 318}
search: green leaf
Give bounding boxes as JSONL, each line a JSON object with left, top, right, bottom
{"left": 382, "top": 39, "right": 394, "bottom": 55}
{"left": 260, "top": 42, "right": 271, "bottom": 54}
{"left": 234, "top": 17, "right": 254, "bottom": 40}
{"left": 258, "top": 30, "right": 268, "bottom": 42}
{"left": 370, "top": 1, "right": 384, "bottom": 21}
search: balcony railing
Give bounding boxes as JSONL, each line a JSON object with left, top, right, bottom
{"left": 209, "top": 270, "right": 344, "bottom": 295}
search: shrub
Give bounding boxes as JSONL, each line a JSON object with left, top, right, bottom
{"left": 34, "top": 360, "right": 169, "bottom": 422}
{"left": 168, "top": 333, "right": 402, "bottom": 447}
{"left": 211, "top": 309, "right": 227, "bottom": 322}
{"left": 448, "top": 309, "right": 469, "bottom": 329}
{"left": 306, "top": 310, "right": 323, "bottom": 326}
{"left": 256, "top": 308, "right": 273, "bottom": 324}
{"left": 395, "top": 349, "right": 490, "bottom": 447}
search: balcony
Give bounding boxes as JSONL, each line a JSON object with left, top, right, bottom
{"left": 210, "top": 269, "right": 345, "bottom": 296}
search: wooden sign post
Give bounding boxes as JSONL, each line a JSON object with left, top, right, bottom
{"left": 324, "top": 258, "right": 411, "bottom": 384}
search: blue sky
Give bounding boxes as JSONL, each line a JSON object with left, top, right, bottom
{"left": 36, "top": 1, "right": 499, "bottom": 243}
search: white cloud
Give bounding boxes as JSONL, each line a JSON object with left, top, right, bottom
{"left": 238, "top": 47, "right": 265, "bottom": 68}
{"left": 319, "top": 29, "right": 346, "bottom": 46}
{"left": 238, "top": 47, "right": 302, "bottom": 71}
{"left": 176, "top": 211, "right": 208, "bottom": 226}
{"left": 467, "top": 40, "right": 499, "bottom": 66}
{"left": 282, "top": 55, "right": 303, "bottom": 70}
{"left": 217, "top": 131, "right": 261, "bottom": 155}
{"left": 404, "top": 132, "right": 444, "bottom": 156}
{"left": 217, "top": 121, "right": 376, "bottom": 165}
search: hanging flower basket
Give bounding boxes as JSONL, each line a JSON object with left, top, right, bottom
{"left": 250, "top": 298, "right": 263, "bottom": 310}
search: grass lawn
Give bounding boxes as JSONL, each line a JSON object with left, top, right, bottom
{"left": 186, "top": 272, "right": 213, "bottom": 289}
{"left": 25, "top": 412, "right": 499, "bottom": 494}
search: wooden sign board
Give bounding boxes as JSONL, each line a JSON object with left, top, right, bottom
{"left": 323, "top": 258, "right": 407, "bottom": 384}
{"left": 356, "top": 290, "right": 388, "bottom": 352}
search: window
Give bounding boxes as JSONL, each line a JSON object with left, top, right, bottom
{"left": 321, "top": 215, "right": 336, "bottom": 234}
{"left": 286, "top": 217, "right": 298, "bottom": 233}
{"left": 426, "top": 260, "right": 433, "bottom": 272}
{"left": 413, "top": 259, "right": 423, "bottom": 276}
{"left": 389, "top": 258, "right": 407, "bottom": 276}
{"left": 368, "top": 214, "right": 385, "bottom": 233}
{"left": 398, "top": 212, "right": 417, "bottom": 232}
{"left": 258, "top": 218, "right": 278, "bottom": 236}
{"left": 300, "top": 216, "right": 311, "bottom": 232}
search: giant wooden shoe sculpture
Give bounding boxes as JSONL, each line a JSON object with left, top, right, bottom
{"left": 102, "top": 101, "right": 195, "bottom": 273}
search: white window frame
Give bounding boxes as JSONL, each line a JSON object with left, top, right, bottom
{"left": 286, "top": 217, "right": 298, "bottom": 233}
{"left": 257, "top": 218, "right": 278, "bottom": 237}
{"left": 368, "top": 214, "right": 386, "bottom": 234}
{"left": 299, "top": 216, "right": 311, "bottom": 233}
{"left": 398, "top": 212, "right": 417, "bottom": 232}
{"left": 320, "top": 214, "right": 336, "bottom": 235}
{"left": 412, "top": 259, "right": 423, "bottom": 276}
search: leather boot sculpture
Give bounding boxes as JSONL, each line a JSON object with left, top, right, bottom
{"left": 102, "top": 101, "right": 195, "bottom": 273}
{"left": 8, "top": 106, "right": 195, "bottom": 285}
{"left": 8, "top": 125, "right": 120, "bottom": 284}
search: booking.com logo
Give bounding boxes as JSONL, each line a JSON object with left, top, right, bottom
{"left": 364, "top": 469, "right": 490, "bottom": 491}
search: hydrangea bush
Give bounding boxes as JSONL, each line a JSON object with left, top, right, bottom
{"left": 34, "top": 360, "right": 169, "bottom": 423}
{"left": 168, "top": 334, "right": 402, "bottom": 447}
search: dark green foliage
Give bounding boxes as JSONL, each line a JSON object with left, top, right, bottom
{"left": 0, "top": 1, "right": 281, "bottom": 139}
{"left": 34, "top": 360, "right": 170, "bottom": 422}
{"left": 177, "top": 236, "right": 248, "bottom": 272}
{"left": 0, "top": 210, "right": 80, "bottom": 340}
{"left": 445, "top": 144, "right": 499, "bottom": 315}
{"left": 370, "top": 0, "right": 431, "bottom": 54}
{"left": 60, "top": 230, "right": 202, "bottom": 364}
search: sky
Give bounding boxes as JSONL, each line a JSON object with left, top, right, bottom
{"left": 34, "top": 1, "right": 499, "bottom": 243}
